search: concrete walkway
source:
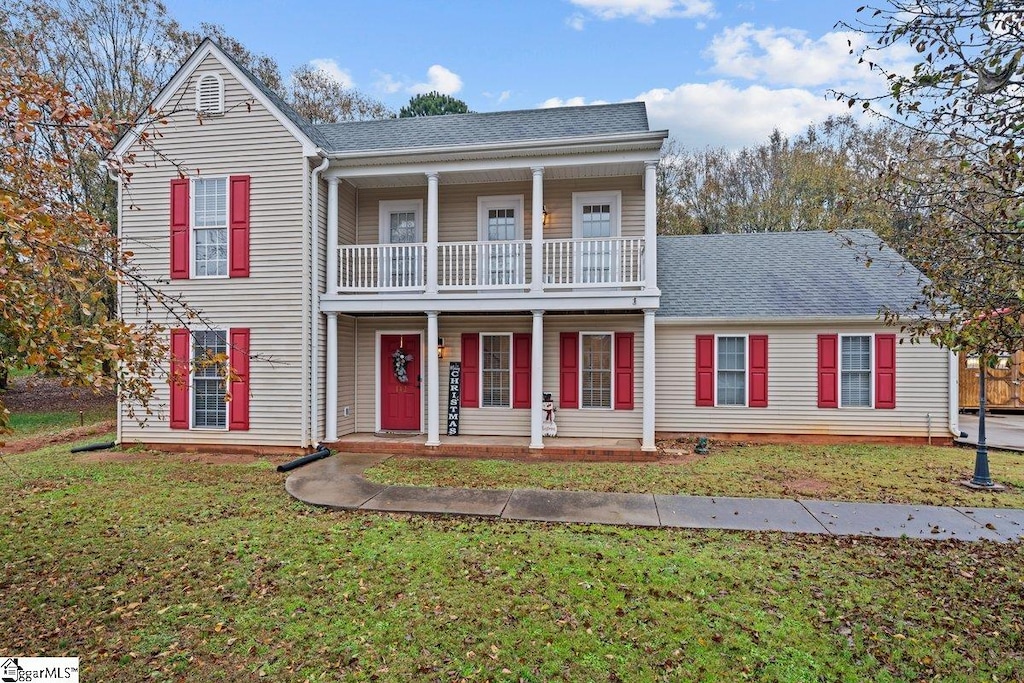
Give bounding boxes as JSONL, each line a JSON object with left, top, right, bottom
{"left": 957, "top": 413, "right": 1024, "bottom": 453}
{"left": 285, "top": 454, "right": 1024, "bottom": 542}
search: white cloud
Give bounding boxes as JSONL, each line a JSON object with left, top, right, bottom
{"left": 540, "top": 96, "right": 610, "bottom": 108}
{"left": 637, "top": 80, "right": 855, "bottom": 149}
{"left": 498, "top": 90, "right": 512, "bottom": 103}
{"left": 566, "top": 13, "right": 586, "bottom": 30}
{"left": 308, "top": 58, "right": 354, "bottom": 89}
{"left": 374, "top": 71, "right": 403, "bottom": 94}
{"left": 569, "top": 0, "right": 715, "bottom": 23}
{"left": 705, "top": 24, "right": 915, "bottom": 92}
{"left": 409, "top": 64, "right": 464, "bottom": 95}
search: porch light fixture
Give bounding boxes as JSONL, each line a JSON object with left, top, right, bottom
{"left": 437, "top": 337, "right": 446, "bottom": 359}
{"left": 542, "top": 205, "right": 550, "bottom": 227}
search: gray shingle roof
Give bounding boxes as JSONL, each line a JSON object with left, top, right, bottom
{"left": 314, "top": 102, "right": 652, "bottom": 153}
{"left": 656, "top": 230, "right": 927, "bottom": 318}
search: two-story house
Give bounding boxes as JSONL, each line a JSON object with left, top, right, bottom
{"left": 113, "top": 40, "right": 959, "bottom": 454}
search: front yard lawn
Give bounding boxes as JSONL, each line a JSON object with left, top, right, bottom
{"left": 364, "top": 442, "right": 1024, "bottom": 508}
{"left": 2, "top": 433, "right": 1023, "bottom": 681}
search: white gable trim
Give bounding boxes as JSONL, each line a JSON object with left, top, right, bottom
{"left": 111, "top": 39, "right": 320, "bottom": 159}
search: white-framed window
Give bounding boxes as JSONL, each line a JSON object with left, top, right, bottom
{"left": 480, "top": 333, "right": 512, "bottom": 408}
{"left": 572, "top": 191, "right": 621, "bottom": 284}
{"left": 195, "top": 72, "right": 224, "bottom": 115}
{"left": 581, "top": 332, "right": 613, "bottom": 409}
{"left": 840, "top": 334, "right": 873, "bottom": 408}
{"left": 378, "top": 199, "right": 423, "bottom": 287}
{"left": 192, "top": 329, "right": 228, "bottom": 429}
{"left": 477, "top": 195, "right": 525, "bottom": 286}
{"left": 716, "top": 335, "right": 747, "bottom": 407}
{"left": 193, "top": 177, "right": 228, "bottom": 277}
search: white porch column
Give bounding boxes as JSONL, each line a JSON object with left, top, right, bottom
{"left": 325, "top": 312, "right": 338, "bottom": 442}
{"left": 326, "top": 177, "right": 339, "bottom": 294}
{"left": 426, "top": 172, "right": 439, "bottom": 294}
{"left": 642, "top": 309, "right": 656, "bottom": 451}
{"left": 530, "top": 310, "right": 544, "bottom": 449}
{"left": 643, "top": 160, "right": 658, "bottom": 291}
{"left": 530, "top": 167, "right": 544, "bottom": 293}
{"left": 426, "top": 310, "right": 441, "bottom": 447}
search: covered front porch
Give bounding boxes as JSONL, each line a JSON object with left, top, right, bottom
{"left": 319, "top": 312, "right": 658, "bottom": 453}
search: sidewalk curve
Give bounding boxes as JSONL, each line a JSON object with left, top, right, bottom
{"left": 284, "top": 454, "right": 1024, "bottom": 543}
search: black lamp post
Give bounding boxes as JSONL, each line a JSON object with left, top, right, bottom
{"left": 971, "top": 351, "right": 994, "bottom": 487}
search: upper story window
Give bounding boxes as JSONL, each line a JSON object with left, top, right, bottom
{"left": 193, "top": 177, "right": 228, "bottom": 277}
{"left": 478, "top": 195, "right": 525, "bottom": 287}
{"left": 195, "top": 73, "right": 224, "bottom": 115}
{"left": 840, "top": 335, "right": 872, "bottom": 407}
{"left": 572, "top": 192, "right": 621, "bottom": 284}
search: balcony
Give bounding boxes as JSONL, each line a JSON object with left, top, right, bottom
{"left": 335, "top": 237, "right": 646, "bottom": 293}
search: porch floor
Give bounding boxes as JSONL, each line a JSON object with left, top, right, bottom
{"left": 327, "top": 432, "right": 652, "bottom": 462}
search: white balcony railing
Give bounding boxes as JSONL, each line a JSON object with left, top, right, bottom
{"left": 542, "top": 237, "right": 645, "bottom": 288}
{"left": 338, "top": 243, "right": 426, "bottom": 291}
{"left": 439, "top": 240, "right": 531, "bottom": 289}
{"left": 335, "top": 237, "right": 644, "bottom": 293}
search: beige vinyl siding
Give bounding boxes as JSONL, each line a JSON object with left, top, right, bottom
{"left": 337, "top": 315, "right": 357, "bottom": 436}
{"left": 351, "top": 176, "right": 643, "bottom": 244}
{"left": 654, "top": 322, "right": 950, "bottom": 437}
{"left": 118, "top": 53, "right": 310, "bottom": 447}
{"left": 352, "top": 314, "right": 643, "bottom": 438}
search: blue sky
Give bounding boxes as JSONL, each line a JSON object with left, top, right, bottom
{"left": 165, "top": 0, "right": 909, "bottom": 148}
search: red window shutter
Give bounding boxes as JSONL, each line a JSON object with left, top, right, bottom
{"left": 695, "top": 334, "right": 715, "bottom": 406}
{"left": 170, "top": 179, "right": 190, "bottom": 279}
{"left": 875, "top": 333, "right": 896, "bottom": 409}
{"left": 512, "top": 333, "right": 532, "bottom": 409}
{"left": 461, "top": 333, "right": 480, "bottom": 408}
{"left": 229, "top": 328, "right": 251, "bottom": 430}
{"left": 749, "top": 335, "right": 769, "bottom": 408}
{"left": 559, "top": 332, "right": 579, "bottom": 409}
{"left": 817, "top": 334, "right": 839, "bottom": 408}
{"left": 169, "top": 329, "right": 190, "bottom": 429}
{"left": 613, "top": 332, "right": 634, "bottom": 410}
{"left": 229, "top": 175, "right": 250, "bottom": 277}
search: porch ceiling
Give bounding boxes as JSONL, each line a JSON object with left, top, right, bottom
{"left": 342, "top": 160, "right": 647, "bottom": 189}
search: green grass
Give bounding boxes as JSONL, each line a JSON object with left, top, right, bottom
{"left": 364, "top": 443, "right": 1024, "bottom": 508}
{"left": 8, "top": 408, "right": 115, "bottom": 436}
{"left": 2, "top": 434, "right": 1023, "bottom": 681}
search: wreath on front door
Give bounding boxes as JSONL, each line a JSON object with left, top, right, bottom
{"left": 392, "top": 346, "right": 413, "bottom": 383}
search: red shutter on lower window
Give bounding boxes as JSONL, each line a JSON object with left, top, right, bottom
{"left": 229, "top": 328, "right": 251, "bottom": 430}
{"left": 875, "top": 333, "right": 896, "bottom": 409}
{"left": 512, "top": 333, "right": 532, "bottom": 409}
{"left": 559, "top": 332, "right": 579, "bottom": 409}
{"left": 817, "top": 334, "right": 839, "bottom": 408}
{"left": 695, "top": 334, "right": 715, "bottom": 406}
{"left": 749, "top": 335, "right": 769, "bottom": 408}
{"left": 461, "top": 333, "right": 480, "bottom": 408}
{"left": 229, "top": 175, "right": 250, "bottom": 278}
{"left": 170, "top": 179, "right": 190, "bottom": 279}
{"left": 613, "top": 332, "right": 634, "bottom": 410}
{"left": 169, "top": 329, "right": 190, "bottom": 429}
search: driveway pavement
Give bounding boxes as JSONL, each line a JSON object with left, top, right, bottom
{"left": 957, "top": 413, "right": 1024, "bottom": 453}
{"left": 285, "top": 454, "right": 1024, "bottom": 542}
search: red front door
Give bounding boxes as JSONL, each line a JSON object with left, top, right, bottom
{"left": 380, "top": 334, "right": 421, "bottom": 431}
